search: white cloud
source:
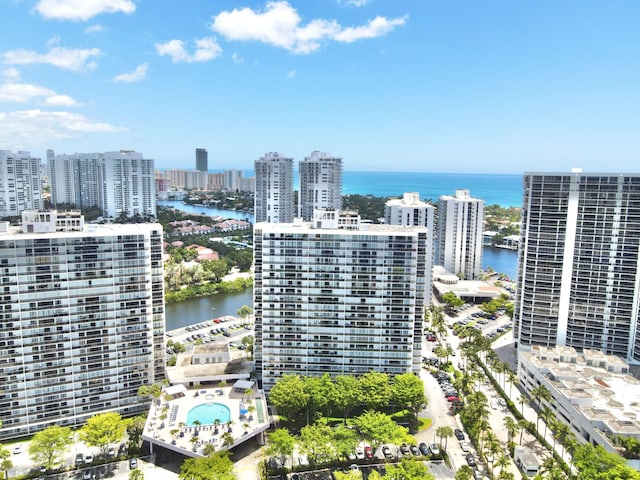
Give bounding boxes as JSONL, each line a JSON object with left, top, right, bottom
{"left": 339, "top": 0, "right": 371, "bottom": 6}
{"left": 0, "top": 78, "right": 81, "bottom": 106}
{"left": 113, "top": 63, "right": 148, "bottom": 82}
{"left": 85, "top": 24, "right": 106, "bottom": 34}
{"left": 2, "top": 44, "right": 101, "bottom": 72}
{"left": 2, "top": 68, "right": 20, "bottom": 82}
{"left": 211, "top": 1, "right": 406, "bottom": 54}
{"left": 155, "top": 37, "right": 222, "bottom": 63}
{"left": 333, "top": 15, "right": 407, "bottom": 43}
{"left": 287, "top": 70, "right": 296, "bottom": 78}
{"left": 33, "top": 0, "right": 136, "bottom": 21}
{"left": 231, "top": 52, "right": 244, "bottom": 64}
{"left": 44, "top": 94, "right": 80, "bottom": 106}
{"left": 0, "top": 109, "right": 125, "bottom": 147}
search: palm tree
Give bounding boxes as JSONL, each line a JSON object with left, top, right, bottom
{"left": 539, "top": 405, "right": 556, "bottom": 439}
{"left": 454, "top": 465, "right": 475, "bottom": 480}
{"left": 436, "top": 426, "right": 453, "bottom": 451}
{"left": 213, "top": 418, "right": 221, "bottom": 434}
{"left": 484, "top": 432, "right": 501, "bottom": 477}
{"left": 517, "top": 418, "right": 529, "bottom": 445}
{"left": 506, "top": 369, "right": 518, "bottom": 397}
{"left": 530, "top": 384, "right": 552, "bottom": 429}
{"left": 495, "top": 454, "right": 510, "bottom": 477}
{"left": 221, "top": 431, "right": 234, "bottom": 449}
{"left": 243, "top": 388, "right": 253, "bottom": 402}
{"left": 540, "top": 457, "right": 567, "bottom": 480}
{"left": 503, "top": 416, "right": 518, "bottom": 444}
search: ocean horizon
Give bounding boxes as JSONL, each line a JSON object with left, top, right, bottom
{"left": 178, "top": 169, "right": 524, "bottom": 208}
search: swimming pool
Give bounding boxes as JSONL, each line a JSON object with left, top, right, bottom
{"left": 186, "top": 403, "right": 231, "bottom": 426}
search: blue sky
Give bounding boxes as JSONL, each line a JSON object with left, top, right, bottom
{"left": 1, "top": 1, "right": 639, "bottom": 173}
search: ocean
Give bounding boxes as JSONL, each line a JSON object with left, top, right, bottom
{"left": 217, "top": 169, "right": 523, "bottom": 207}
{"left": 342, "top": 171, "right": 523, "bottom": 207}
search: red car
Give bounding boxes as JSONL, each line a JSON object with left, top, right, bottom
{"left": 426, "top": 334, "right": 437, "bottom": 342}
{"left": 213, "top": 318, "right": 222, "bottom": 323}
{"left": 447, "top": 396, "right": 460, "bottom": 403}
{"left": 364, "top": 446, "right": 373, "bottom": 459}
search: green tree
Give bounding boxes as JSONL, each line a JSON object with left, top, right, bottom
{"left": 236, "top": 305, "right": 253, "bottom": 323}
{"left": 383, "top": 457, "right": 434, "bottom": 480}
{"left": 353, "top": 411, "right": 412, "bottom": 450}
{"left": 441, "top": 292, "right": 464, "bottom": 314}
{"left": 334, "top": 470, "right": 363, "bottom": 480}
{"left": 178, "top": 451, "right": 236, "bottom": 480}
{"left": 28, "top": 425, "right": 73, "bottom": 472}
{"left": 129, "top": 469, "right": 145, "bottom": 480}
{"left": 0, "top": 447, "right": 13, "bottom": 480}
{"left": 391, "top": 372, "right": 425, "bottom": 417}
{"left": 202, "top": 443, "right": 217, "bottom": 457}
{"left": 503, "top": 416, "right": 518, "bottom": 444}
{"left": 299, "top": 420, "right": 335, "bottom": 464}
{"left": 530, "top": 384, "right": 552, "bottom": 435}
{"left": 79, "top": 412, "right": 127, "bottom": 457}
{"left": 573, "top": 443, "right": 640, "bottom": 480}
{"left": 455, "top": 465, "right": 475, "bottom": 480}
{"left": 268, "top": 374, "right": 309, "bottom": 422}
{"left": 126, "top": 416, "right": 147, "bottom": 452}
{"left": 436, "top": 426, "right": 453, "bottom": 451}
{"left": 359, "top": 371, "right": 391, "bottom": 410}
{"left": 333, "top": 375, "right": 362, "bottom": 422}
{"left": 304, "top": 373, "right": 338, "bottom": 420}
{"left": 266, "top": 428, "right": 296, "bottom": 467}
{"left": 331, "top": 425, "right": 359, "bottom": 460}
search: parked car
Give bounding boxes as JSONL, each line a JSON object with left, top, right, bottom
{"left": 430, "top": 444, "right": 440, "bottom": 455}
{"left": 382, "top": 445, "right": 394, "bottom": 459}
{"left": 466, "top": 454, "right": 477, "bottom": 467}
{"left": 364, "top": 445, "right": 373, "bottom": 460}
{"left": 400, "top": 443, "right": 410, "bottom": 456}
{"left": 75, "top": 454, "right": 84, "bottom": 466}
{"left": 12, "top": 446, "right": 21, "bottom": 455}
{"left": 460, "top": 441, "right": 471, "bottom": 453}
{"left": 355, "top": 447, "right": 365, "bottom": 460}
{"left": 84, "top": 454, "right": 94, "bottom": 464}
{"left": 418, "top": 442, "right": 430, "bottom": 456}
{"left": 129, "top": 458, "right": 138, "bottom": 470}
{"left": 454, "top": 428, "right": 465, "bottom": 441}
{"left": 409, "top": 444, "right": 420, "bottom": 456}
{"left": 82, "top": 469, "right": 93, "bottom": 480}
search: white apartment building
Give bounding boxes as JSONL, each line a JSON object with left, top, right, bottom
{"left": 0, "top": 211, "right": 165, "bottom": 440}
{"left": 298, "top": 151, "right": 343, "bottom": 221}
{"left": 254, "top": 152, "right": 294, "bottom": 223}
{"left": 514, "top": 172, "right": 640, "bottom": 363}
{"left": 385, "top": 192, "right": 436, "bottom": 296}
{"left": 518, "top": 346, "right": 640, "bottom": 452}
{"left": 435, "top": 189, "right": 484, "bottom": 279}
{"left": 48, "top": 150, "right": 156, "bottom": 219}
{"left": 0, "top": 150, "right": 43, "bottom": 218}
{"left": 254, "top": 210, "right": 428, "bottom": 392}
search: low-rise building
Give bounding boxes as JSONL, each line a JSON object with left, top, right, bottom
{"left": 518, "top": 346, "right": 640, "bottom": 452}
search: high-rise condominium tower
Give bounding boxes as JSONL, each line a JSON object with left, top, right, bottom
{"left": 254, "top": 152, "right": 294, "bottom": 223}
{"left": 385, "top": 192, "right": 436, "bottom": 295}
{"left": 298, "top": 151, "right": 343, "bottom": 221}
{"left": 435, "top": 189, "right": 484, "bottom": 279}
{"left": 196, "top": 148, "right": 208, "bottom": 172}
{"left": 0, "top": 150, "right": 43, "bottom": 218}
{"left": 254, "top": 210, "right": 428, "bottom": 392}
{"left": 0, "top": 211, "right": 165, "bottom": 440}
{"left": 48, "top": 150, "right": 156, "bottom": 219}
{"left": 514, "top": 171, "right": 640, "bottom": 363}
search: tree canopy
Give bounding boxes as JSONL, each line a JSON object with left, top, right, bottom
{"left": 178, "top": 451, "right": 236, "bottom": 480}
{"left": 28, "top": 425, "right": 73, "bottom": 471}
{"left": 79, "top": 412, "right": 127, "bottom": 457}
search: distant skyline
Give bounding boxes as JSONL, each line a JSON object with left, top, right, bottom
{"left": 1, "top": 1, "right": 639, "bottom": 174}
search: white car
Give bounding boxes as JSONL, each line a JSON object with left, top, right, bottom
{"left": 460, "top": 441, "right": 471, "bottom": 453}
{"left": 430, "top": 444, "right": 440, "bottom": 455}
{"left": 12, "top": 446, "right": 22, "bottom": 455}
{"left": 490, "top": 399, "right": 499, "bottom": 410}
{"left": 355, "top": 447, "right": 365, "bottom": 460}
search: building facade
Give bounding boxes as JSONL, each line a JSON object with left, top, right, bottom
{"left": 195, "top": 148, "right": 208, "bottom": 172}
{"left": 385, "top": 192, "right": 435, "bottom": 296}
{"left": 514, "top": 172, "right": 640, "bottom": 364}
{"left": 254, "top": 152, "right": 294, "bottom": 223}
{"left": 0, "top": 150, "right": 43, "bottom": 218}
{"left": 435, "top": 189, "right": 484, "bottom": 279}
{"left": 0, "top": 211, "right": 165, "bottom": 440}
{"left": 254, "top": 210, "right": 428, "bottom": 392}
{"left": 298, "top": 152, "right": 343, "bottom": 221}
{"left": 48, "top": 150, "right": 156, "bottom": 219}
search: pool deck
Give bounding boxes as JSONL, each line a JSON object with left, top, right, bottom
{"left": 142, "top": 385, "right": 270, "bottom": 457}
